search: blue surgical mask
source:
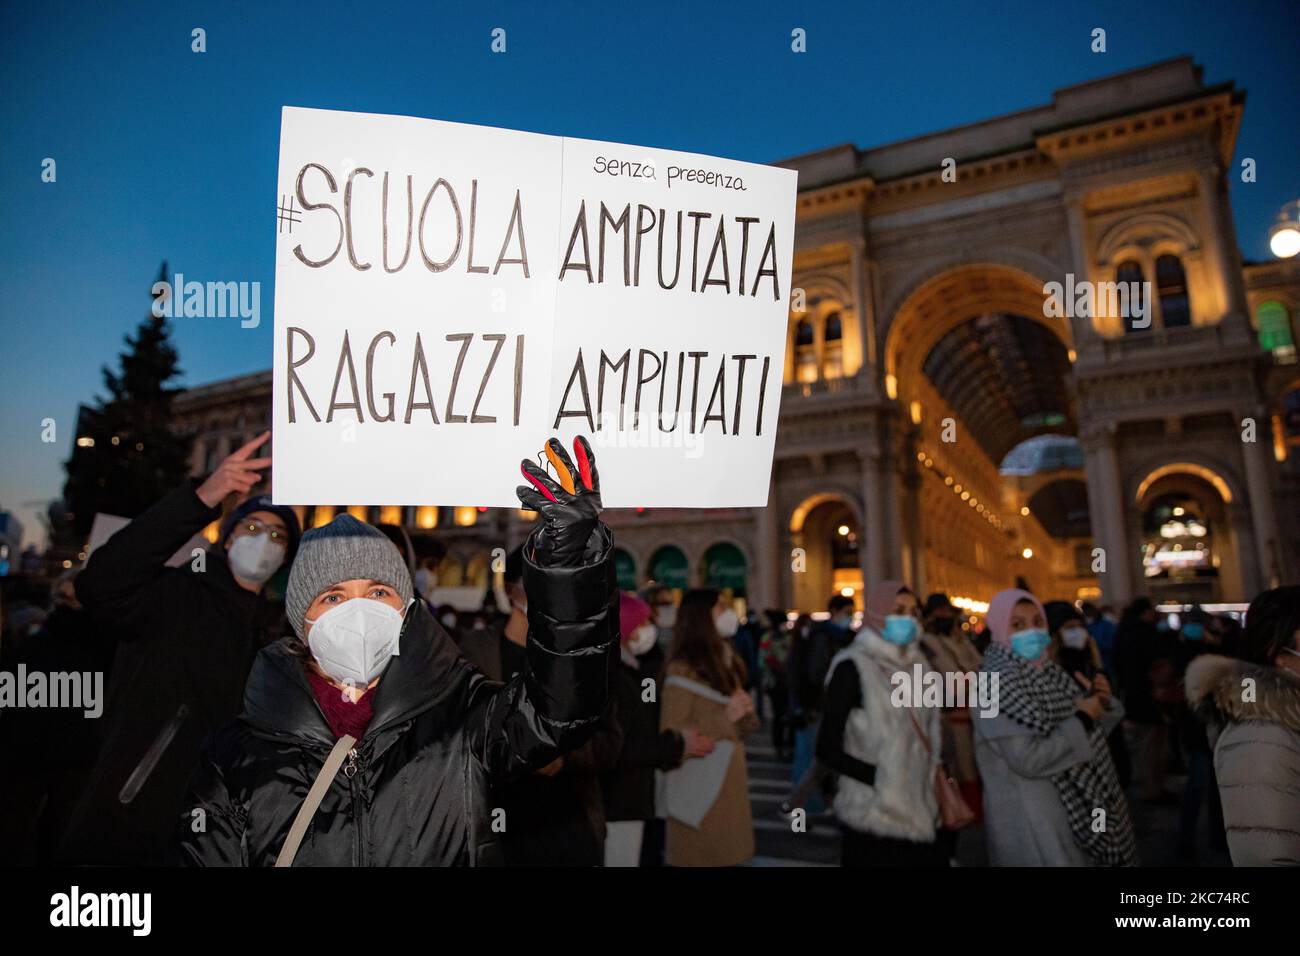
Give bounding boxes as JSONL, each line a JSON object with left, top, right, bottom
{"left": 1182, "top": 623, "right": 1204, "bottom": 641}
{"left": 1009, "top": 628, "right": 1051, "bottom": 661}
{"left": 881, "top": 614, "right": 919, "bottom": 645}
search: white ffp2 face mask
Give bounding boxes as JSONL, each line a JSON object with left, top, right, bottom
{"left": 715, "top": 608, "right": 740, "bottom": 638}
{"left": 304, "top": 598, "right": 405, "bottom": 688}
{"left": 227, "top": 533, "right": 286, "bottom": 585}
{"left": 626, "top": 622, "right": 658, "bottom": 657}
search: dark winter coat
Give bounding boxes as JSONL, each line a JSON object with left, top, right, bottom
{"left": 59, "top": 481, "right": 285, "bottom": 865}
{"left": 602, "top": 646, "right": 684, "bottom": 821}
{"left": 1117, "top": 620, "right": 1176, "bottom": 724}
{"left": 179, "top": 530, "right": 617, "bottom": 866}
{"left": 789, "top": 621, "right": 850, "bottom": 717}
{"left": 0, "top": 604, "right": 116, "bottom": 864}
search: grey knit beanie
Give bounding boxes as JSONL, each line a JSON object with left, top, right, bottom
{"left": 285, "top": 514, "right": 414, "bottom": 638}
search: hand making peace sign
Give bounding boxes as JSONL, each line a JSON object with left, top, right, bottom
{"left": 196, "top": 430, "right": 273, "bottom": 508}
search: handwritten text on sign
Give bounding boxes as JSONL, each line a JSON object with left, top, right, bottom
{"left": 273, "top": 107, "right": 797, "bottom": 508}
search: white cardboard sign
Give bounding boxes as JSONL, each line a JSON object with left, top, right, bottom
{"left": 273, "top": 107, "right": 797, "bottom": 508}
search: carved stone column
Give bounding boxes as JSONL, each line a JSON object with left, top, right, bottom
{"left": 860, "top": 454, "right": 886, "bottom": 589}
{"left": 1240, "top": 413, "right": 1284, "bottom": 589}
{"left": 752, "top": 476, "right": 782, "bottom": 611}
{"left": 1081, "top": 423, "right": 1133, "bottom": 604}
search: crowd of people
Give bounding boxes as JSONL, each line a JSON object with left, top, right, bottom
{"left": 1, "top": 433, "right": 1297, "bottom": 867}
{"left": 765, "top": 582, "right": 1300, "bottom": 866}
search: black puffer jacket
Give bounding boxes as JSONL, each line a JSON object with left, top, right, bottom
{"left": 60, "top": 481, "right": 285, "bottom": 865}
{"left": 179, "top": 530, "right": 617, "bottom": 866}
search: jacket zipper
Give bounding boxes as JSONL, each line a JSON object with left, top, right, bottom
{"left": 118, "top": 703, "right": 190, "bottom": 805}
{"left": 343, "top": 745, "right": 364, "bottom": 866}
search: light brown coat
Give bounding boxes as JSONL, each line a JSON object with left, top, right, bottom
{"left": 660, "top": 661, "right": 758, "bottom": 867}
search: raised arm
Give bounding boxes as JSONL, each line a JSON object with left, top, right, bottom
{"left": 74, "top": 481, "right": 218, "bottom": 634}
{"left": 75, "top": 431, "right": 272, "bottom": 636}
{"left": 473, "top": 436, "right": 619, "bottom": 781}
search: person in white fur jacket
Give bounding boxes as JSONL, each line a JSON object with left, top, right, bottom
{"left": 816, "top": 581, "right": 945, "bottom": 866}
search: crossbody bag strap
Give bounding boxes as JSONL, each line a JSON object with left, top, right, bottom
{"left": 871, "top": 660, "right": 932, "bottom": 756}
{"left": 274, "top": 733, "right": 357, "bottom": 868}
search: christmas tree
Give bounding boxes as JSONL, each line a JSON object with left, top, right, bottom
{"left": 61, "top": 263, "right": 193, "bottom": 540}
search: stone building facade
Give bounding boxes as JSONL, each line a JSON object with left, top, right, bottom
{"left": 171, "top": 58, "right": 1300, "bottom": 614}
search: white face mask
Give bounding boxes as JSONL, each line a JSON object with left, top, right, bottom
{"left": 304, "top": 598, "right": 405, "bottom": 688}
{"left": 1061, "top": 625, "right": 1089, "bottom": 649}
{"left": 626, "top": 622, "right": 657, "bottom": 656}
{"left": 228, "top": 533, "right": 286, "bottom": 585}
{"left": 715, "top": 608, "right": 740, "bottom": 638}
{"left": 655, "top": 606, "right": 677, "bottom": 629}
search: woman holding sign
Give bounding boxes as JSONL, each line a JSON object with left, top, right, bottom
{"left": 179, "top": 437, "right": 618, "bottom": 866}
{"left": 660, "top": 588, "right": 758, "bottom": 867}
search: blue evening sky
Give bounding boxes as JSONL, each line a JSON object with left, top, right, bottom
{"left": 2, "top": 0, "right": 1297, "bottom": 547}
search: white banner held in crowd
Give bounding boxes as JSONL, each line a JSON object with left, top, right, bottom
{"left": 273, "top": 107, "right": 797, "bottom": 508}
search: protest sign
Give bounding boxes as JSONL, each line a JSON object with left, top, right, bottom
{"left": 273, "top": 107, "right": 797, "bottom": 508}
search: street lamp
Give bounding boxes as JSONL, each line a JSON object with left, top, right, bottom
{"left": 1269, "top": 200, "right": 1300, "bottom": 259}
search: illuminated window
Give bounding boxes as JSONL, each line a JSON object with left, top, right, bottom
{"left": 454, "top": 506, "right": 478, "bottom": 527}
{"left": 1117, "top": 260, "right": 1146, "bottom": 334}
{"left": 312, "top": 506, "right": 336, "bottom": 529}
{"left": 379, "top": 505, "right": 402, "bottom": 525}
{"left": 415, "top": 506, "right": 439, "bottom": 529}
{"left": 1256, "top": 300, "right": 1296, "bottom": 363}
{"left": 347, "top": 505, "right": 370, "bottom": 522}
{"left": 1155, "top": 255, "right": 1190, "bottom": 328}
{"left": 822, "top": 312, "right": 843, "bottom": 380}
{"left": 795, "top": 318, "right": 817, "bottom": 383}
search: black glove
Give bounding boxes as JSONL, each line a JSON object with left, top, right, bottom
{"left": 516, "top": 435, "right": 603, "bottom": 567}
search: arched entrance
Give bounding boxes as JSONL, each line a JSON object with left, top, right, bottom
{"left": 701, "top": 542, "right": 748, "bottom": 596}
{"left": 1134, "top": 464, "right": 1242, "bottom": 603}
{"left": 789, "top": 493, "right": 862, "bottom": 612}
{"left": 613, "top": 547, "right": 637, "bottom": 592}
{"left": 647, "top": 545, "right": 689, "bottom": 595}
{"left": 886, "top": 263, "right": 1080, "bottom": 602}
{"left": 885, "top": 263, "right": 1072, "bottom": 402}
